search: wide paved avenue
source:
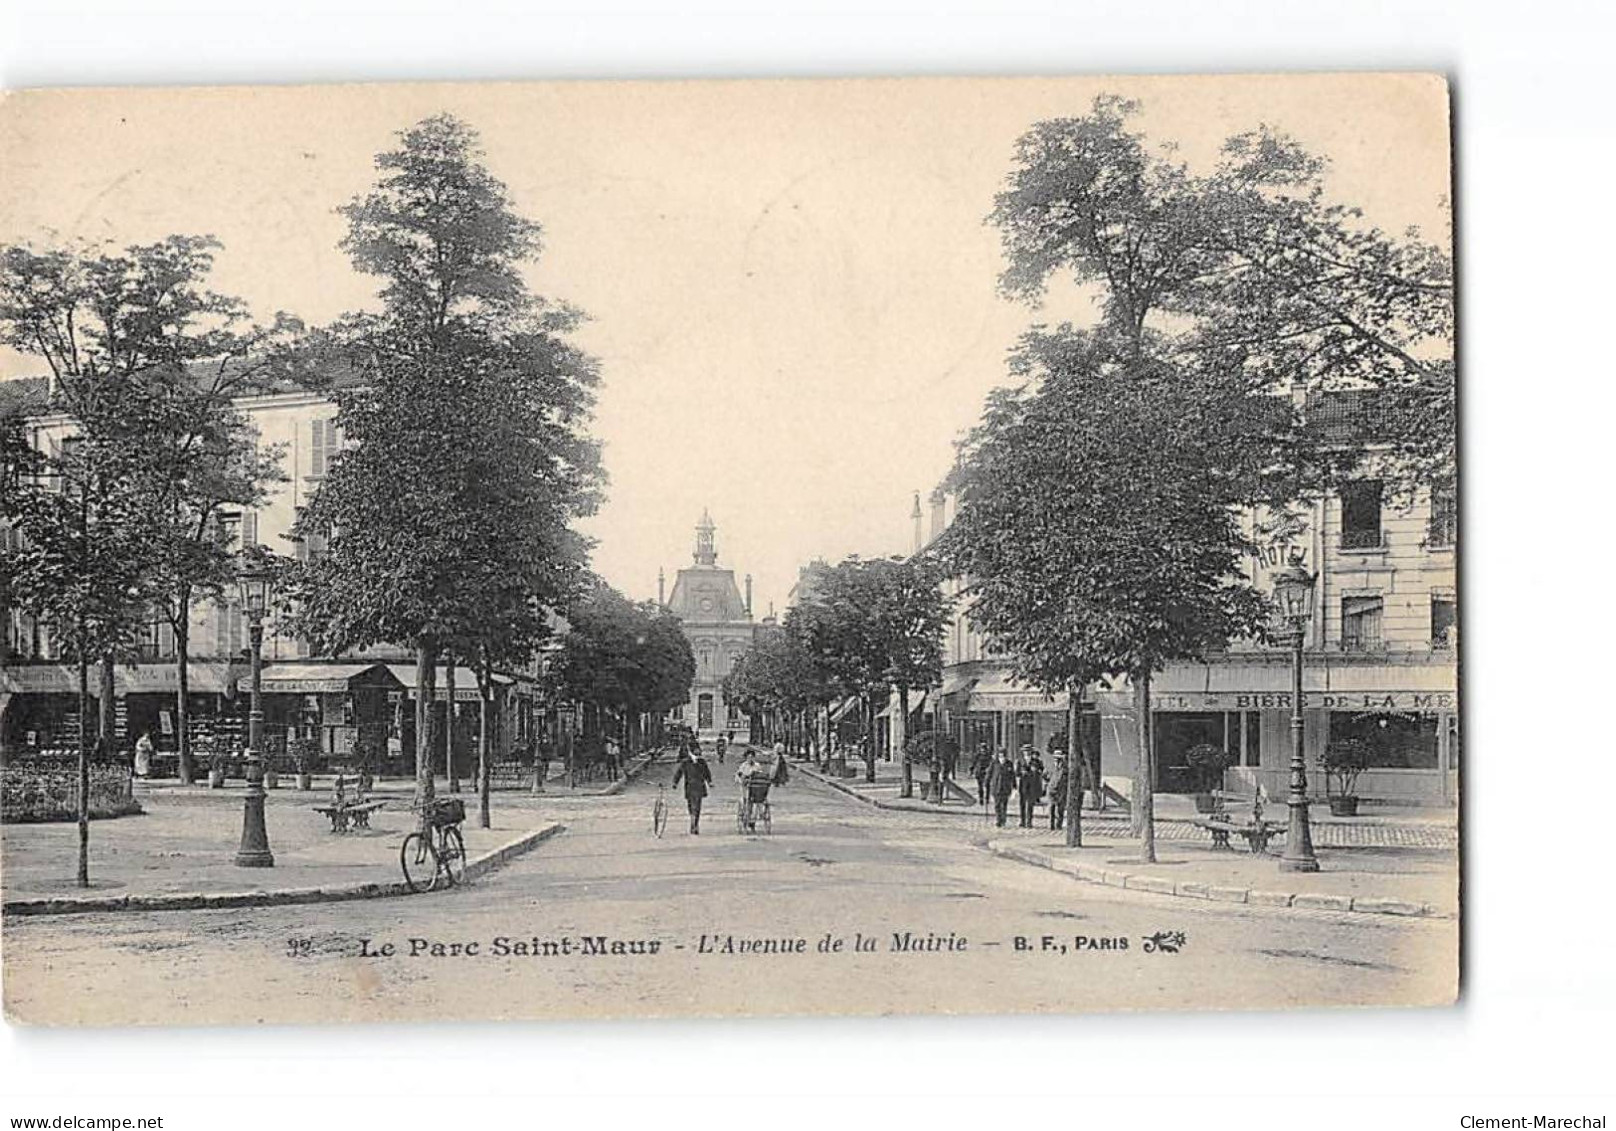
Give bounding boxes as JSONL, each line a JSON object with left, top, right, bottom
{"left": 3, "top": 756, "right": 1456, "bottom": 1025}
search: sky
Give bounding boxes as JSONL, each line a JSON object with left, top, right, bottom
{"left": 0, "top": 73, "right": 1451, "bottom": 617}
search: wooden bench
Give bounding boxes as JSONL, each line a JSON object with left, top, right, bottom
{"left": 313, "top": 773, "right": 385, "bottom": 833}
{"left": 1193, "top": 816, "right": 1288, "bottom": 855}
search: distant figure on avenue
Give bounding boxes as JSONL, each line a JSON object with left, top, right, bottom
{"left": 672, "top": 749, "right": 712, "bottom": 834}
{"left": 771, "top": 741, "right": 790, "bottom": 786}
{"left": 533, "top": 738, "right": 551, "bottom": 793}
{"left": 972, "top": 743, "right": 994, "bottom": 805}
{"left": 133, "top": 731, "right": 155, "bottom": 778}
{"left": 605, "top": 736, "right": 621, "bottom": 781}
{"left": 715, "top": 734, "right": 727, "bottom": 765}
{"left": 1047, "top": 754, "right": 1068, "bottom": 830}
{"left": 1017, "top": 746, "right": 1045, "bottom": 828}
{"left": 988, "top": 750, "right": 1017, "bottom": 828}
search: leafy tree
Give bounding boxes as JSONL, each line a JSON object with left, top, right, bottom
{"left": 941, "top": 335, "right": 1290, "bottom": 860}
{"left": 976, "top": 95, "right": 1451, "bottom": 858}
{"left": 286, "top": 115, "right": 602, "bottom": 816}
{"left": 788, "top": 556, "right": 948, "bottom": 786}
{"left": 0, "top": 236, "right": 286, "bottom": 878}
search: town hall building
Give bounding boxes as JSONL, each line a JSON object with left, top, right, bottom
{"left": 660, "top": 510, "right": 756, "bottom": 738}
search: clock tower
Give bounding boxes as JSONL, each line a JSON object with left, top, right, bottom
{"left": 663, "top": 510, "right": 756, "bottom": 739}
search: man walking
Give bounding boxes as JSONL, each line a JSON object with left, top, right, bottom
{"left": 1047, "top": 754, "right": 1068, "bottom": 831}
{"left": 672, "top": 748, "right": 713, "bottom": 835}
{"left": 1017, "top": 746, "right": 1044, "bottom": 828}
{"left": 972, "top": 743, "right": 993, "bottom": 805}
{"left": 989, "top": 749, "right": 1017, "bottom": 828}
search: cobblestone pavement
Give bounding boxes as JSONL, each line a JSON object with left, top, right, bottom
{"left": 2, "top": 760, "right": 1457, "bottom": 1025}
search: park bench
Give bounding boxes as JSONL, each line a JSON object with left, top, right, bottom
{"left": 1192, "top": 816, "right": 1288, "bottom": 855}
{"left": 313, "top": 774, "right": 386, "bottom": 834}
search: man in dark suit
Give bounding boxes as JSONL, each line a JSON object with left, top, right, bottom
{"left": 1017, "top": 746, "right": 1045, "bottom": 827}
{"left": 672, "top": 750, "right": 713, "bottom": 835}
{"left": 989, "top": 750, "right": 1017, "bottom": 828}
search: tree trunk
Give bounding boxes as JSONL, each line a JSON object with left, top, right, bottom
{"left": 897, "top": 686, "right": 913, "bottom": 798}
{"left": 76, "top": 646, "right": 90, "bottom": 887}
{"left": 476, "top": 651, "right": 492, "bottom": 830}
{"left": 414, "top": 642, "right": 437, "bottom": 817}
{"left": 99, "top": 651, "right": 116, "bottom": 762}
{"left": 864, "top": 694, "right": 877, "bottom": 783}
{"left": 175, "top": 603, "right": 193, "bottom": 785}
{"left": 1134, "top": 671, "right": 1156, "bottom": 863}
{"left": 445, "top": 658, "right": 459, "bottom": 793}
{"left": 1065, "top": 683, "right": 1084, "bottom": 848}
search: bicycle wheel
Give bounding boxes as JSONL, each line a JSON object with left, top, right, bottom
{"left": 400, "top": 832, "right": 438, "bottom": 894}
{"left": 652, "top": 798, "right": 668, "bottom": 837}
{"left": 439, "top": 826, "right": 467, "bottom": 888}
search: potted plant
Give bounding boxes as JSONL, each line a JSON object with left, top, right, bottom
{"left": 206, "top": 746, "right": 227, "bottom": 789}
{"left": 290, "top": 736, "right": 319, "bottom": 791}
{"left": 1185, "top": 743, "right": 1237, "bottom": 814}
{"left": 1322, "top": 737, "right": 1371, "bottom": 816}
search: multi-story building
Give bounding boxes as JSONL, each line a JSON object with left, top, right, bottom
{"left": 659, "top": 510, "right": 757, "bottom": 739}
{"left": 0, "top": 372, "right": 537, "bottom": 771}
{"left": 924, "top": 391, "right": 1459, "bottom": 807}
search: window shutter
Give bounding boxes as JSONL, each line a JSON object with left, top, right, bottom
{"left": 310, "top": 419, "right": 328, "bottom": 477}
{"left": 242, "top": 510, "right": 259, "bottom": 548}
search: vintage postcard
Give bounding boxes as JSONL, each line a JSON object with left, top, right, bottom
{"left": 0, "top": 73, "right": 1457, "bottom": 1026}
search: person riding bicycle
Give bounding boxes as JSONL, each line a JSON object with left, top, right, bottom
{"left": 736, "top": 750, "right": 768, "bottom": 832}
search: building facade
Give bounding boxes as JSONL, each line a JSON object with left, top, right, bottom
{"left": 0, "top": 375, "right": 537, "bottom": 772}
{"left": 923, "top": 401, "right": 1460, "bottom": 807}
{"left": 660, "top": 511, "right": 756, "bottom": 739}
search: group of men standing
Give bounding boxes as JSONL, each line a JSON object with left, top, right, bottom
{"left": 971, "top": 744, "right": 1079, "bottom": 830}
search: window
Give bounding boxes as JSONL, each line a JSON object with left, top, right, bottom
{"left": 1329, "top": 712, "right": 1439, "bottom": 770}
{"left": 1428, "top": 487, "right": 1456, "bottom": 548}
{"left": 1430, "top": 592, "right": 1457, "bottom": 649}
{"left": 1341, "top": 595, "right": 1384, "bottom": 649}
{"left": 1340, "top": 480, "right": 1383, "bottom": 549}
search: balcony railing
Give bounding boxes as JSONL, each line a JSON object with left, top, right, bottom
{"left": 1340, "top": 528, "right": 1385, "bottom": 550}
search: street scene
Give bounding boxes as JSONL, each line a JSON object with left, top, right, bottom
{"left": 0, "top": 73, "right": 1457, "bottom": 1025}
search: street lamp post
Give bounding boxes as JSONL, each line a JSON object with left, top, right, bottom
{"left": 1272, "top": 555, "right": 1319, "bottom": 873}
{"left": 234, "top": 556, "right": 275, "bottom": 868}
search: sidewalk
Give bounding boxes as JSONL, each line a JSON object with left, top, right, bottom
{"left": 989, "top": 836, "right": 1457, "bottom": 918}
{"left": 1, "top": 780, "right": 566, "bottom": 915}
{"left": 794, "top": 756, "right": 1457, "bottom": 850}
{"left": 794, "top": 755, "right": 1458, "bottom": 918}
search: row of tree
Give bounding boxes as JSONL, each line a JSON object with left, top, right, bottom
{"left": 1, "top": 115, "right": 612, "bottom": 882}
{"left": 722, "top": 555, "right": 950, "bottom": 798}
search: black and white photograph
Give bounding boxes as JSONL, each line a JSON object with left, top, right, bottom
{"left": 0, "top": 72, "right": 1460, "bottom": 1026}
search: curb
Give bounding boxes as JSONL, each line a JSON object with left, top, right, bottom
{"left": 601, "top": 749, "right": 662, "bottom": 796}
{"left": 3, "top": 821, "right": 566, "bottom": 918}
{"left": 985, "top": 840, "right": 1442, "bottom": 920}
{"left": 794, "top": 760, "right": 978, "bottom": 815}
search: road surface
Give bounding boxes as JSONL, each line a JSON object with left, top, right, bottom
{"left": 2, "top": 756, "right": 1457, "bottom": 1025}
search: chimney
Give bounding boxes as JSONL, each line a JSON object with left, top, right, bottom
{"left": 911, "top": 491, "right": 923, "bottom": 554}
{"left": 929, "top": 493, "right": 946, "bottom": 542}
{"left": 744, "top": 574, "right": 753, "bottom": 619}
{"left": 657, "top": 567, "right": 665, "bottom": 607}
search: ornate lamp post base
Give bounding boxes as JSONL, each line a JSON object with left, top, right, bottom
{"left": 1279, "top": 802, "right": 1319, "bottom": 873}
{"left": 235, "top": 763, "right": 275, "bottom": 868}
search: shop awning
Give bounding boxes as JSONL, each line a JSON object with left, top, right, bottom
{"left": 0, "top": 661, "right": 236, "bottom": 696}
{"left": 385, "top": 664, "right": 513, "bottom": 702}
{"left": 829, "top": 695, "right": 861, "bottom": 723}
{"left": 244, "top": 662, "right": 404, "bottom": 694}
{"left": 875, "top": 689, "right": 929, "bottom": 719}
{"left": 968, "top": 668, "right": 1067, "bottom": 713}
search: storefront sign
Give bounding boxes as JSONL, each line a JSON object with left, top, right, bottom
{"left": 1152, "top": 690, "right": 1457, "bottom": 712}
{"left": 970, "top": 692, "right": 1067, "bottom": 712}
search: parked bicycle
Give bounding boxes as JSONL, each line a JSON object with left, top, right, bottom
{"left": 400, "top": 797, "right": 467, "bottom": 893}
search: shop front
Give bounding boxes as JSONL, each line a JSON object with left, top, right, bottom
{"left": 248, "top": 662, "right": 403, "bottom": 772}
{"left": 384, "top": 664, "right": 514, "bottom": 775}
{"left": 1096, "top": 655, "right": 1459, "bottom": 806}
{"left": 965, "top": 668, "right": 1069, "bottom": 757}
